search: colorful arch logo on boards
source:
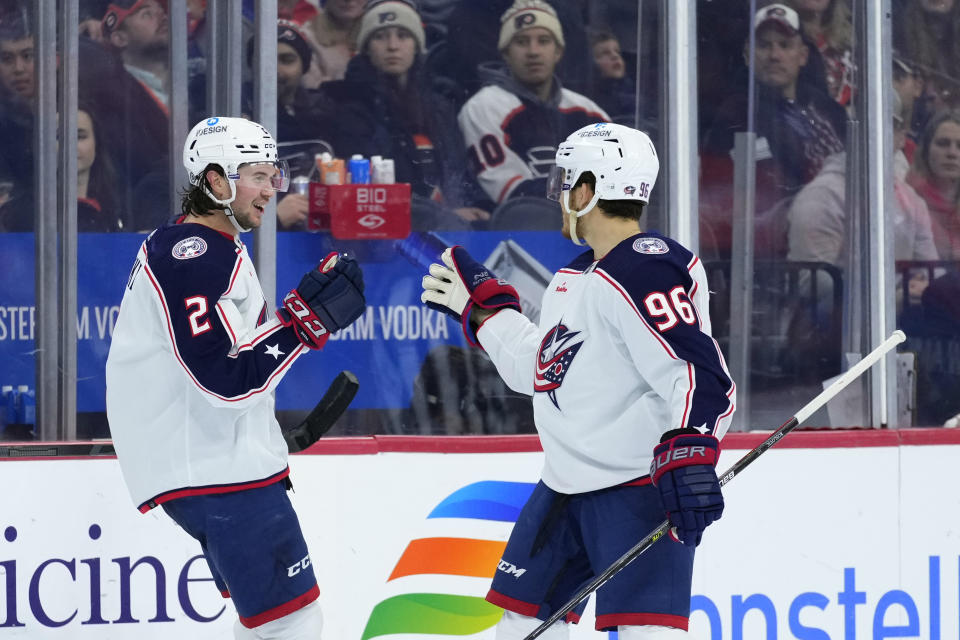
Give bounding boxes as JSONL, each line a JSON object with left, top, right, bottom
{"left": 361, "top": 481, "right": 534, "bottom": 639}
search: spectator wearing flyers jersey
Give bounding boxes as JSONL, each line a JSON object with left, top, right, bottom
{"left": 457, "top": 0, "right": 608, "bottom": 205}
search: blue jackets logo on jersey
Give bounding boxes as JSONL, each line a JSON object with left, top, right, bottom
{"left": 633, "top": 237, "right": 669, "bottom": 255}
{"left": 172, "top": 237, "right": 208, "bottom": 260}
{"left": 534, "top": 323, "right": 584, "bottom": 409}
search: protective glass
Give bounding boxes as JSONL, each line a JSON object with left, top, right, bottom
{"left": 545, "top": 164, "right": 567, "bottom": 201}
{"left": 236, "top": 160, "right": 291, "bottom": 192}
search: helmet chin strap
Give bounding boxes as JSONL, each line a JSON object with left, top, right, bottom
{"left": 201, "top": 179, "right": 251, "bottom": 233}
{"left": 223, "top": 207, "right": 251, "bottom": 233}
{"left": 567, "top": 210, "right": 583, "bottom": 246}
{"left": 562, "top": 189, "right": 602, "bottom": 247}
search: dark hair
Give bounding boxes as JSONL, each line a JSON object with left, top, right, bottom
{"left": 0, "top": 4, "right": 32, "bottom": 42}
{"left": 78, "top": 103, "right": 120, "bottom": 223}
{"left": 572, "top": 170, "right": 646, "bottom": 221}
{"left": 588, "top": 29, "right": 618, "bottom": 49}
{"left": 179, "top": 164, "right": 225, "bottom": 217}
{"left": 364, "top": 51, "right": 429, "bottom": 134}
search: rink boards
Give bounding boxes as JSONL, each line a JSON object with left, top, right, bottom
{"left": 1, "top": 429, "right": 959, "bottom": 639}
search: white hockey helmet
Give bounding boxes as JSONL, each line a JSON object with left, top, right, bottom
{"left": 547, "top": 122, "right": 659, "bottom": 217}
{"left": 183, "top": 116, "right": 289, "bottom": 197}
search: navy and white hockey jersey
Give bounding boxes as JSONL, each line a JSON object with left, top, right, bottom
{"left": 106, "top": 221, "right": 308, "bottom": 512}
{"left": 478, "top": 233, "right": 736, "bottom": 494}
{"left": 458, "top": 67, "right": 609, "bottom": 204}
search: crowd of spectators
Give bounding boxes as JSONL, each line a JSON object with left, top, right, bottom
{"left": 0, "top": 0, "right": 653, "bottom": 235}
{"left": 0, "top": 0, "right": 956, "bottom": 246}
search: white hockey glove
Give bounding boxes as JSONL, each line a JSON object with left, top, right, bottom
{"left": 420, "top": 246, "right": 520, "bottom": 346}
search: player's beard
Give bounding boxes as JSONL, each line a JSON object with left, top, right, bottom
{"left": 233, "top": 203, "right": 263, "bottom": 230}
{"left": 560, "top": 211, "right": 572, "bottom": 240}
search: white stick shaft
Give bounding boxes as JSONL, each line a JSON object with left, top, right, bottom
{"left": 794, "top": 330, "right": 905, "bottom": 424}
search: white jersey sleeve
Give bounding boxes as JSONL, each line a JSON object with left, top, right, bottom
{"left": 476, "top": 308, "right": 540, "bottom": 395}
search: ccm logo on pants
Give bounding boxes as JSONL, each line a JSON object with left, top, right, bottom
{"left": 287, "top": 554, "right": 312, "bottom": 577}
{"left": 498, "top": 560, "right": 527, "bottom": 578}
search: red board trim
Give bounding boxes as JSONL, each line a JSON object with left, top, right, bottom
{"left": 2, "top": 429, "right": 959, "bottom": 461}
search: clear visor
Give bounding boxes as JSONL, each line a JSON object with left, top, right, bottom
{"left": 236, "top": 160, "right": 291, "bottom": 193}
{"left": 546, "top": 164, "right": 568, "bottom": 201}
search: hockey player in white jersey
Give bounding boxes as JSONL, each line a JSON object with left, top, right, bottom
{"left": 421, "top": 122, "right": 735, "bottom": 639}
{"left": 106, "top": 116, "right": 366, "bottom": 639}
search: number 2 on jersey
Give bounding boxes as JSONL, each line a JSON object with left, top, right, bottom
{"left": 643, "top": 286, "right": 696, "bottom": 331}
{"left": 185, "top": 296, "right": 212, "bottom": 336}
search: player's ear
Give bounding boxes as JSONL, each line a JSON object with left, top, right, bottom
{"left": 205, "top": 169, "right": 227, "bottom": 197}
{"left": 572, "top": 182, "right": 593, "bottom": 210}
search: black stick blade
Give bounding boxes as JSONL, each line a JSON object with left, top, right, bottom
{"left": 285, "top": 371, "right": 359, "bottom": 453}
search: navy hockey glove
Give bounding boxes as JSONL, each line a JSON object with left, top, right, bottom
{"left": 650, "top": 428, "right": 724, "bottom": 546}
{"left": 277, "top": 252, "right": 366, "bottom": 350}
{"left": 420, "top": 246, "right": 521, "bottom": 347}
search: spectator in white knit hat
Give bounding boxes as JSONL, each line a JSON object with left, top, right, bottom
{"left": 456, "top": 0, "right": 608, "bottom": 212}
{"left": 355, "top": 0, "right": 426, "bottom": 58}
{"left": 437, "top": 0, "right": 591, "bottom": 105}
{"left": 322, "top": 0, "right": 491, "bottom": 229}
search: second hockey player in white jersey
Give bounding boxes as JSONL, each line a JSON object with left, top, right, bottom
{"left": 421, "top": 122, "right": 735, "bottom": 639}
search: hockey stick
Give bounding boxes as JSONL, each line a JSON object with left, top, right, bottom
{"left": 524, "top": 330, "right": 906, "bottom": 640}
{"left": 284, "top": 370, "right": 359, "bottom": 453}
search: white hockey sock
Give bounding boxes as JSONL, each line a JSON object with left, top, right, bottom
{"left": 618, "top": 624, "right": 691, "bottom": 639}
{"left": 232, "top": 601, "right": 324, "bottom": 640}
{"left": 495, "top": 610, "right": 570, "bottom": 640}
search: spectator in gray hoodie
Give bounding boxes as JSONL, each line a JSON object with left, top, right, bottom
{"left": 456, "top": 0, "right": 608, "bottom": 205}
